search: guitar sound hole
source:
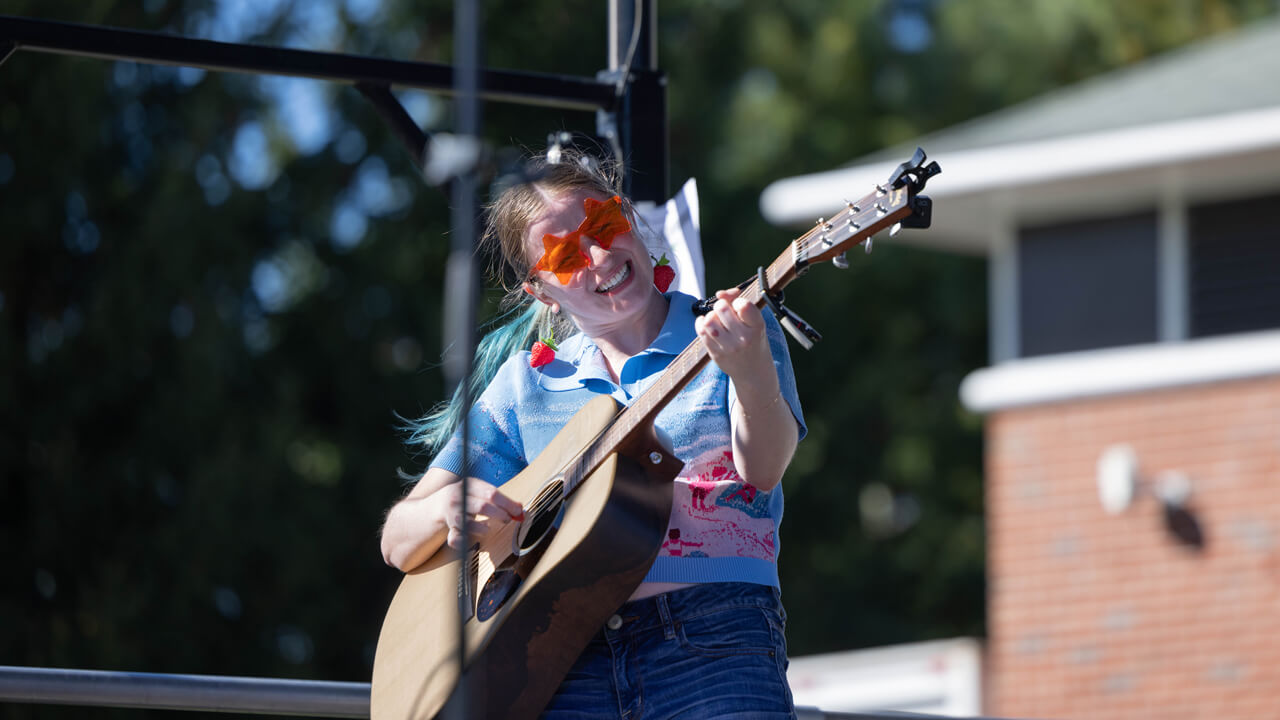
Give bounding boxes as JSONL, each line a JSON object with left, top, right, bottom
{"left": 517, "top": 479, "right": 564, "bottom": 554}
{"left": 518, "top": 498, "right": 562, "bottom": 553}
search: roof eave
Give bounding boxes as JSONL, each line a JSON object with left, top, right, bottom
{"left": 760, "top": 105, "right": 1280, "bottom": 255}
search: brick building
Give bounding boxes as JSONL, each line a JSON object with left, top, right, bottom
{"left": 764, "top": 17, "right": 1280, "bottom": 719}
{"left": 965, "top": 336, "right": 1280, "bottom": 718}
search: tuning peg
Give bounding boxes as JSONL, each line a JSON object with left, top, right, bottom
{"left": 832, "top": 252, "right": 849, "bottom": 269}
{"left": 865, "top": 237, "right": 874, "bottom": 254}
{"left": 889, "top": 223, "right": 902, "bottom": 237}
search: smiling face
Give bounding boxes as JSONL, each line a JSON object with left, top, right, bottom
{"left": 521, "top": 188, "right": 664, "bottom": 339}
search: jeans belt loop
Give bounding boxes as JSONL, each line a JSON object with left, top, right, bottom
{"left": 656, "top": 593, "right": 677, "bottom": 640}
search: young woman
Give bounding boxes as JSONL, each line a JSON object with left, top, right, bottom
{"left": 380, "top": 151, "right": 805, "bottom": 719}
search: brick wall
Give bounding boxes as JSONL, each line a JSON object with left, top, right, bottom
{"left": 985, "top": 374, "right": 1280, "bottom": 719}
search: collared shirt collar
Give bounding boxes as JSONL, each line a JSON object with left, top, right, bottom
{"left": 534, "top": 291, "right": 697, "bottom": 395}
{"left": 644, "top": 291, "right": 698, "bottom": 357}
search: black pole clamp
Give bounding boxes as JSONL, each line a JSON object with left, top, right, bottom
{"left": 756, "top": 266, "right": 821, "bottom": 350}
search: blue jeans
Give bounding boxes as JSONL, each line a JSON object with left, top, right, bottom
{"left": 541, "top": 582, "right": 796, "bottom": 720}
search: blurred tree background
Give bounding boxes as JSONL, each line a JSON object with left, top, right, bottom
{"left": 1, "top": 0, "right": 1275, "bottom": 717}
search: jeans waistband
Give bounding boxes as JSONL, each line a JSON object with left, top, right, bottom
{"left": 599, "top": 582, "right": 781, "bottom": 641}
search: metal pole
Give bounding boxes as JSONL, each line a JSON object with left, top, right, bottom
{"left": 608, "top": 0, "right": 657, "bottom": 71}
{"left": 442, "top": 0, "right": 483, "bottom": 717}
{"left": 602, "top": 1, "right": 667, "bottom": 203}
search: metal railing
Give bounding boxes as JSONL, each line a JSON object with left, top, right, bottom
{"left": 0, "top": 666, "right": 368, "bottom": 718}
{"left": 0, "top": 665, "right": 969, "bottom": 719}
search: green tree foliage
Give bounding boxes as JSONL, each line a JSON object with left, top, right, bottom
{"left": 1, "top": 2, "right": 1275, "bottom": 717}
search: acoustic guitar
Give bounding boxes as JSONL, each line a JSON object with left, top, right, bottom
{"left": 370, "top": 149, "right": 939, "bottom": 720}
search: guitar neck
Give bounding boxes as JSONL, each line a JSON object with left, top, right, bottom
{"left": 562, "top": 253, "right": 798, "bottom": 496}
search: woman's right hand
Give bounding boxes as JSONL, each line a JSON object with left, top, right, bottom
{"left": 433, "top": 476, "right": 526, "bottom": 551}
{"left": 380, "top": 468, "right": 525, "bottom": 571}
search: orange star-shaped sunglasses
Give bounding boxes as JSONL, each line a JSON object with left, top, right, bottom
{"left": 532, "top": 195, "right": 631, "bottom": 285}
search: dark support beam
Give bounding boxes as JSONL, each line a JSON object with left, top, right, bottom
{"left": 0, "top": 39, "right": 15, "bottom": 67}
{"left": 0, "top": 15, "right": 616, "bottom": 111}
{"left": 605, "top": 0, "right": 667, "bottom": 202}
{"left": 354, "top": 82, "right": 430, "bottom": 173}
{"left": 618, "top": 69, "right": 668, "bottom": 203}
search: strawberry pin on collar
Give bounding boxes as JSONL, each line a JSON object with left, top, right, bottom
{"left": 529, "top": 334, "right": 559, "bottom": 369}
{"left": 652, "top": 253, "right": 675, "bottom": 293}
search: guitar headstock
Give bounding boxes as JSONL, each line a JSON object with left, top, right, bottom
{"left": 794, "top": 148, "right": 939, "bottom": 269}
{"left": 705, "top": 148, "right": 940, "bottom": 327}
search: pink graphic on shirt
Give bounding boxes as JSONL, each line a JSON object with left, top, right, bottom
{"left": 726, "top": 483, "right": 757, "bottom": 505}
{"left": 667, "top": 447, "right": 778, "bottom": 562}
{"left": 661, "top": 528, "right": 704, "bottom": 557}
{"left": 698, "top": 521, "right": 777, "bottom": 561}
{"left": 688, "top": 479, "right": 716, "bottom": 511}
{"left": 709, "top": 453, "right": 732, "bottom": 480}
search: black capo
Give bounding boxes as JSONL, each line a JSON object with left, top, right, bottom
{"left": 888, "top": 147, "right": 940, "bottom": 230}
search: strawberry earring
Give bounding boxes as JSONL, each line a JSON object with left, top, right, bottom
{"left": 652, "top": 253, "right": 675, "bottom": 293}
{"left": 529, "top": 332, "right": 558, "bottom": 369}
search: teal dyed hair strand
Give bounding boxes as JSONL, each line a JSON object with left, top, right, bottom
{"left": 404, "top": 300, "right": 551, "bottom": 455}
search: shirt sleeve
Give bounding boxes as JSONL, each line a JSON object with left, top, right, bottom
{"left": 428, "top": 359, "right": 529, "bottom": 487}
{"left": 728, "top": 310, "right": 807, "bottom": 442}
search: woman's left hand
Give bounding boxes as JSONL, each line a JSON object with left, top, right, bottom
{"left": 694, "top": 287, "right": 797, "bottom": 491}
{"left": 694, "top": 288, "right": 773, "bottom": 381}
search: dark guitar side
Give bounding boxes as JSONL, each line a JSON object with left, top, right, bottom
{"left": 445, "top": 435, "right": 681, "bottom": 720}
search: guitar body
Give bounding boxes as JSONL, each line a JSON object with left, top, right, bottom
{"left": 371, "top": 395, "right": 682, "bottom": 720}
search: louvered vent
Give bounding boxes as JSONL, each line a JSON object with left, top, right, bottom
{"left": 1018, "top": 212, "right": 1158, "bottom": 357}
{"left": 1189, "top": 193, "right": 1280, "bottom": 338}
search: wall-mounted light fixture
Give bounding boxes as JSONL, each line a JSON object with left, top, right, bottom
{"left": 1096, "top": 444, "right": 1203, "bottom": 548}
{"left": 1096, "top": 444, "right": 1194, "bottom": 514}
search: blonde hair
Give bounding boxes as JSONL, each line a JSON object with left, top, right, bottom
{"left": 406, "top": 148, "right": 629, "bottom": 455}
{"left": 481, "top": 149, "right": 628, "bottom": 339}
{"left": 484, "top": 151, "right": 623, "bottom": 287}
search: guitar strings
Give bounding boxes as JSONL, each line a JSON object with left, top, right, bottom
{"left": 792, "top": 189, "right": 907, "bottom": 258}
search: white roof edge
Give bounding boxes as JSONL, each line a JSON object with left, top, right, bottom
{"left": 960, "top": 330, "right": 1280, "bottom": 412}
{"left": 761, "top": 105, "right": 1280, "bottom": 226}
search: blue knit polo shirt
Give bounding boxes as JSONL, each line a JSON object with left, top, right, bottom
{"left": 430, "top": 291, "right": 806, "bottom": 587}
